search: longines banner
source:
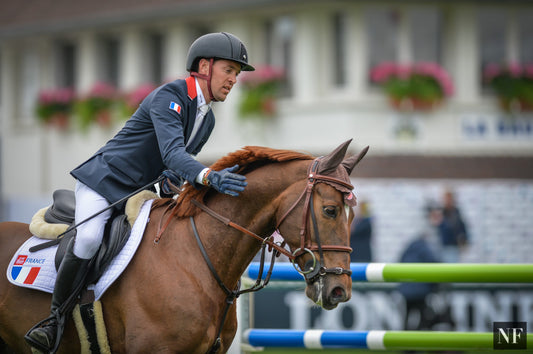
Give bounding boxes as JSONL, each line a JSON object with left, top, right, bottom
{"left": 251, "top": 284, "right": 533, "bottom": 332}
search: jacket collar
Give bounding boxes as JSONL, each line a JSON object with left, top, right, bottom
{"left": 186, "top": 76, "right": 197, "bottom": 100}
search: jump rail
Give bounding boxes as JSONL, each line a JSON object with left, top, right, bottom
{"left": 243, "top": 329, "right": 532, "bottom": 350}
{"left": 245, "top": 262, "right": 533, "bottom": 283}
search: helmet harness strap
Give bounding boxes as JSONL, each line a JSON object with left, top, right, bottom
{"left": 190, "top": 58, "right": 217, "bottom": 102}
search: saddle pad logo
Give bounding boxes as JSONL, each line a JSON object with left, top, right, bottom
{"left": 11, "top": 255, "right": 42, "bottom": 285}
{"left": 15, "top": 255, "right": 27, "bottom": 265}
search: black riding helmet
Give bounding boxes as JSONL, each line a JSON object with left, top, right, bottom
{"left": 186, "top": 32, "right": 255, "bottom": 72}
{"left": 187, "top": 32, "right": 254, "bottom": 101}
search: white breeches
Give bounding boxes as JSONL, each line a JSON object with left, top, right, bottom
{"left": 73, "top": 181, "right": 112, "bottom": 259}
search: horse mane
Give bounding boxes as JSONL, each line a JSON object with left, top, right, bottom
{"left": 152, "top": 146, "right": 314, "bottom": 218}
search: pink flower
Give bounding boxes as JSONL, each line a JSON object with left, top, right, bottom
{"left": 413, "top": 62, "right": 454, "bottom": 96}
{"left": 483, "top": 62, "right": 533, "bottom": 82}
{"left": 38, "top": 88, "right": 75, "bottom": 105}
{"left": 483, "top": 63, "right": 502, "bottom": 82}
{"left": 371, "top": 61, "right": 454, "bottom": 97}
{"left": 87, "top": 82, "right": 117, "bottom": 99}
{"left": 507, "top": 62, "right": 522, "bottom": 78}
{"left": 370, "top": 62, "right": 399, "bottom": 82}
{"left": 239, "top": 65, "right": 285, "bottom": 87}
{"left": 126, "top": 83, "right": 156, "bottom": 108}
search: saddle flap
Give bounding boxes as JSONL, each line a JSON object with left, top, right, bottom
{"left": 54, "top": 214, "right": 132, "bottom": 286}
{"left": 45, "top": 189, "right": 76, "bottom": 225}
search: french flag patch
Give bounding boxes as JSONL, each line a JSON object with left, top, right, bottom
{"left": 169, "top": 101, "right": 182, "bottom": 114}
{"left": 11, "top": 255, "right": 41, "bottom": 285}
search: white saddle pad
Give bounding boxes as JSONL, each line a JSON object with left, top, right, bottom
{"left": 6, "top": 199, "right": 153, "bottom": 301}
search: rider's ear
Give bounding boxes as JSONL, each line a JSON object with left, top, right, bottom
{"left": 318, "top": 139, "right": 353, "bottom": 174}
{"left": 341, "top": 146, "right": 369, "bottom": 176}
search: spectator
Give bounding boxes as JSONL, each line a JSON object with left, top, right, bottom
{"left": 350, "top": 200, "right": 373, "bottom": 262}
{"left": 397, "top": 203, "right": 442, "bottom": 331}
{"left": 440, "top": 189, "right": 469, "bottom": 263}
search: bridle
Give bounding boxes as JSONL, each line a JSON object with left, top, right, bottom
{"left": 189, "top": 156, "right": 354, "bottom": 283}
{"left": 275, "top": 157, "right": 353, "bottom": 283}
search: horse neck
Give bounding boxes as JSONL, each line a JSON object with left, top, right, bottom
{"left": 194, "top": 160, "right": 309, "bottom": 287}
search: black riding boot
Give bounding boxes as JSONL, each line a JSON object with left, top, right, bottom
{"left": 25, "top": 240, "right": 90, "bottom": 352}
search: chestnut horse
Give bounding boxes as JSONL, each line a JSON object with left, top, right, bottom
{"left": 0, "top": 140, "right": 367, "bottom": 353}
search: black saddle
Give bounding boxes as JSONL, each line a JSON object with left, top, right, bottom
{"left": 47, "top": 189, "right": 132, "bottom": 285}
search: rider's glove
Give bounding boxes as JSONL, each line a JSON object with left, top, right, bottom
{"left": 205, "top": 165, "right": 247, "bottom": 197}
{"left": 159, "top": 169, "right": 184, "bottom": 196}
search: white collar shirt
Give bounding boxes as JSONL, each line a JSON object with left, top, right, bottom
{"left": 187, "top": 78, "right": 212, "bottom": 148}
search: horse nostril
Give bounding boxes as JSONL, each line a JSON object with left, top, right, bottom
{"left": 330, "top": 286, "right": 346, "bottom": 302}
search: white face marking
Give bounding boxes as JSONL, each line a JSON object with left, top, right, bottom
{"left": 344, "top": 204, "right": 350, "bottom": 219}
{"left": 315, "top": 278, "right": 325, "bottom": 307}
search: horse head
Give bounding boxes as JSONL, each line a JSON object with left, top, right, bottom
{"left": 275, "top": 139, "right": 368, "bottom": 309}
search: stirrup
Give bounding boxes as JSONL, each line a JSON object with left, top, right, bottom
{"left": 24, "top": 313, "right": 65, "bottom": 354}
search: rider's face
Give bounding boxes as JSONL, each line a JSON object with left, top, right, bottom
{"left": 198, "top": 59, "right": 241, "bottom": 102}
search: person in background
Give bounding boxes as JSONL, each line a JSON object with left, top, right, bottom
{"left": 440, "top": 189, "right": 469, "bottom": 263}
{"left": 350, "top": 200, "right": 373, "bottom": 262}
{"left": 397, "top": 202, "right": 443, "bottom": 331}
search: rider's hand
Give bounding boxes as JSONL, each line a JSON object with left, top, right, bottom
{"left": 206, "top": 165, "right": 247, "bottom": 197}
{"left": 160, "top": 170, "right": 183, "bottom": 195}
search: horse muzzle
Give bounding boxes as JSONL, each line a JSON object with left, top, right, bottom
{"left": 305, "top": 270, "right": 352, "bottom": 310}
{"left": 300, "top": 260, "right": 352, "bottom": 309}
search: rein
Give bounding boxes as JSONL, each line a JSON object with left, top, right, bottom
{"left": 191, "top": 199, "right": 294, "bottom": 260}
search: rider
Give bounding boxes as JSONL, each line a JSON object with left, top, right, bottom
{"left": 25, "top": 32, "right": 254, "bottom": 352}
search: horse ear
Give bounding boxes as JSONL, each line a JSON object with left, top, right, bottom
{"left": 342, "top": 145, "right": 369, "bottom": 175}
{"left": 318, "top": 139, "right": 353, "bottom": 174}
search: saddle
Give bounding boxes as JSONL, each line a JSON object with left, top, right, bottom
{"left": 30, "top": 189, "right": 156, "bottom": 285}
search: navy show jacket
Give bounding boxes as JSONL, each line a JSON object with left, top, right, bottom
{"left": 71, "top": 76, "right": 214, "bottom": 207}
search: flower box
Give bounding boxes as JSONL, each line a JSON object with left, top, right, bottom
{"left": 484, "top": 63, "right": 533, "bottom": 113}
{"left": 74, "top": 82, "right": 118, "bottom": 130}
{"left": 371, "top": 62, "right": 454, "bottom": 112}
{"left": 238, "top": 66, "right": 285, "bottom": 119}
{"left": 35, "top": 88, "right": 75, "bottom": 129}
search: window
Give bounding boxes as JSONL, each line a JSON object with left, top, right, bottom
{"left": 55, "top": 41, "right": 76, "bottom": 88}
{"left": 18, "top": 47, "right": 40, "bottom": 124}
{"left": 409, "top": 8, "right": 442, "bottom": 63}
{"left": 479, "top": 9, "right": 506, "bottom": 71}
{"left": 478, "top": 8, "right": 533, "bottom": 89}
{"left": 332, "top": 12, "right": 347, "bottom": 87}
{"left": 365, "top": 7, "right": 443, "bottom": 80}
{"left": 98, "top": 36, "right": 120, "bottom": 86}
{"left": 366, "top": 8, "right": 399, "bottom": 72}
{"left": 264, "top": 16, "right": 294, "bottom": 96}
{"left": 518, "top": 11, "right": 533, "bottom": 63}
{"left": 146, "top": 32, "right": 164, "bottom": 85}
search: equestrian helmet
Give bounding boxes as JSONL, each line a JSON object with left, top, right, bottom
{"left": 186, "top": 32, "right": 255, "bottom": 72}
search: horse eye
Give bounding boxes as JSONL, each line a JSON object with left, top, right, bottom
{"left": 323, "top": 206, "right": 338, "bottom": 218}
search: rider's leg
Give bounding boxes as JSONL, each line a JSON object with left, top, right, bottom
{"left": 25, "top": 182, "right": 112, "bottom": 352}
